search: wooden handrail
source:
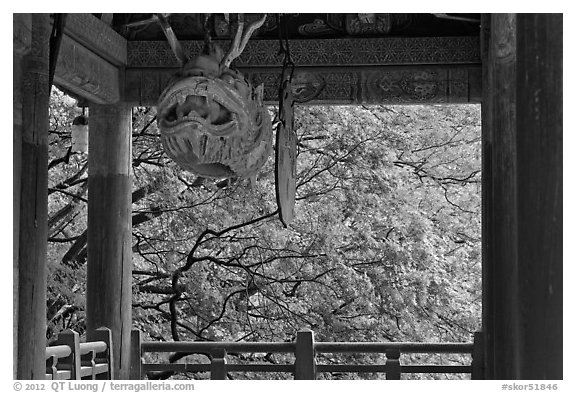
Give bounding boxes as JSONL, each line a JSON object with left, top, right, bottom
{"left": 45, "top": 345, "right": 72, "bottom": 360}
{"left": 79, "top": 341, "right": 108, "bottom": 356}
{"left": 45, "top": 329, "right": 79, "bottom": 380}
{"left": 45, "top": 327, "right": 113, "bottom": 380}
{"left": 315, "top": 342, "right": 474, "bottom": 354}
{"left": 45, "top": 345, "right": 74, "bottom": 380}
{"left": 401, "top": 365, "right": 472, "bottom": 373}
{"left": 133, "top": 329, "right": 483, "bottom": 380}
{"left": 141, "top": 341, "right": 295, "bottom": 353}
{"left": 141, "top": 340, "right": 473, "bottom": 355}
{"left": 140, "top": 342, "right": 473, "bottom": 355}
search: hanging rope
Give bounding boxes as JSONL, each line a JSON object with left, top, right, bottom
{"left": 277, "top": 14, "right": 295, "bottom": 85}
{"left": 276, "top": 14, "right": 296, "bottom": 133}
{"left": 156, "top": 13, "right": 189, "bottom": 67}
{"left": 202, "top": 13, "right": 213, "bottom": 54}
{"left": 221, "top": 14, "right": 267, "bottom": 68}
{"left": 274, "top": 14, "right": 297, "bottom": 227}
{"left": 276, "top": 14, "right": 325, "bottom": 104}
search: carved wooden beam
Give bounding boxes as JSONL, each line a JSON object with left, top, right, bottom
{"left": 13, "top": 14, "right": 32, "bottom": 55}
{"left": 125, "top": 64, "right": 481, "bottom": 106}
{"left": 54, "top": 35, "right": 122, "bottom": 104}
{"left": 127, "top": 36, "right": 480, "bottom": 68}
{"left": 63, "top": 14, "right": 127, "bottom": 66}
{"left": 53, "top": 14, "right": 127, "bottom": 104}
{"left": 125, "top": 36, "right": 481, "bottom": 105}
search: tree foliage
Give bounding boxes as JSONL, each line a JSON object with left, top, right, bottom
{"left": 46, "top": 88, "right": 481, "bottom": 379}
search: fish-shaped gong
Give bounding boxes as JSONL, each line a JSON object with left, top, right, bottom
{"left": 156, "top": 14, "right": 272, "bottom": 179}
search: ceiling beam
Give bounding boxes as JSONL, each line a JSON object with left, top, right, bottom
{"left": 125, "top": 64, "right": 482, "bottom": 106}
{"left": 63, "top": 14, "right": 127, "bottom": 66}
{"left": 54, "top": 34, "right": 121, "bottom": 104}
{"left": 13, "top": 14, "right": 32, "bottom": 55}
{"left": 127, "top": 36, "right": 480, "bottom": 68}
{"left": 125, "top": 35, "right": 481, "bottom": 106}
{"left": 53, "top": 14, "right": 127, "bottom": 104}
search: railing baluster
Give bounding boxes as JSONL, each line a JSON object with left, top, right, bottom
{"left": 88, "top": 350, "right": 97, "bottom": 379}
{"left": 55, "top": 329, "right": 81, "bottom": 380}
{"left": 385, "top": 348, "right": 401, "bottom": 380}
{"left": 471, "top": 331, "right": 484, "bottom": 380}
{"left": 210, "top": 348, "right": 227, "bottom": 380}
{"left": 93, "top": 327, "right": 113, "bottom": 380}
{"left": 130, "top": 329, "right": 143, "bottom": 380}
{"left": 294, "top": 330, "right": 316, "bottom": 380}
{"left": 46, "top": 355, "right": 57, "bottom": 379}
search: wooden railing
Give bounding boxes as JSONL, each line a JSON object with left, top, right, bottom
{"left": 45, "top": 345, "right": 73, "bottom": 380}
{"left": 131, "top": 330, "right": 484, "bottom": 380}
{"left": 45, "top": 327, "right": 113, "bottom": 380}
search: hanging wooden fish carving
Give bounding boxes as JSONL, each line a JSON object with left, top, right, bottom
{"left": 156, "top": 14, "right": 272, "bottom": 179}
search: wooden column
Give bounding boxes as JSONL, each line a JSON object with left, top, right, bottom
{"left": 516, "top": 14, "right": 562, "bottom": 379}
{"left": 16, "top": 13, "right": 50, "bottom": 380}
{"left": 87, "top": 103, "right": 133, "bottom": 380}
{"left": 480, "top": 15, "right": 493, "bottom": 378}
{"left": 13, "top": 13, "right": 32, "bottom": 379}
{"left": 481, "top": 13, "right": 520, "bottom": 379}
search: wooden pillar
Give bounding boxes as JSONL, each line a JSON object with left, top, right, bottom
{"left": 16, "top": 13, "right": 50, "bottom": 380}
{"left": 516, "top": 14, "right": 562, "bottom": 379}
{"left": 480, "top": 15, "right": 493, "bottom": 379}
{"left": 481, "top": 13, "right": 520, "bottom": 379}
{"left": 13, "top": 13, "right": 32, "bottom": 379}
{"left": 87, "top": 103, "right": 133, "bottom": 380}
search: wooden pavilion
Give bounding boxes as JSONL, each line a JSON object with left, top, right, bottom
{"left": 13, "top": 13, "right": 562, "bottom": 379}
